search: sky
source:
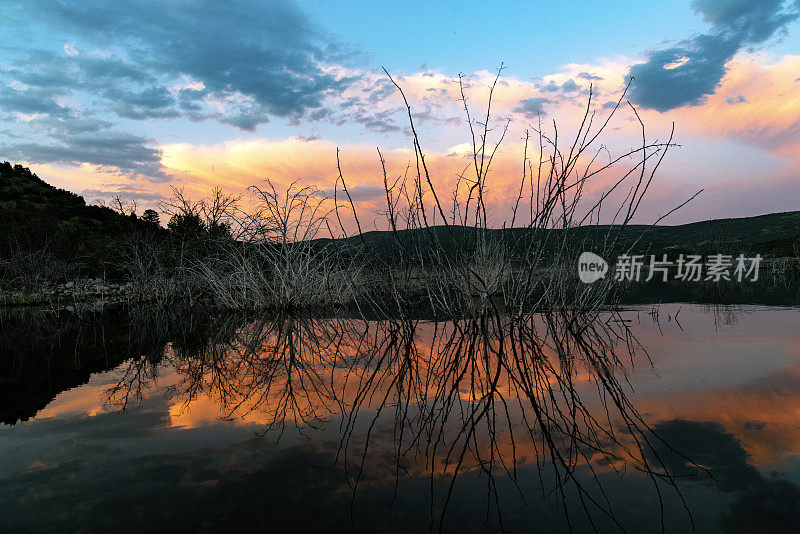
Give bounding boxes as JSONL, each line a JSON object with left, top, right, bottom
{"left": 1, "top": 0, "right": 799, "bottom": 226}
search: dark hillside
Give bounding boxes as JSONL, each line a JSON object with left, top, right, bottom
{"left": 342, "top": 212, "right": 800, "bottom": 259}
{"left": 0, "top": 162, "right": 164, "bottom": 286}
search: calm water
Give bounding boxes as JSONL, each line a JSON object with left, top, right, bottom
{"left": 1, "top": 303, "right": 799, "bottom": 533}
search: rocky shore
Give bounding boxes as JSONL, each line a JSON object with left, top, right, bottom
{"left": 0, "top": 279, "right": 139, "bottom": 307}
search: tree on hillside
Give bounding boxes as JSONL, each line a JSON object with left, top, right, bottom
{"left": 141, "top": 209, "right": 160, "bottom": 226}
{"left": 167, "top": 213, "right": 206, "bottom": 240}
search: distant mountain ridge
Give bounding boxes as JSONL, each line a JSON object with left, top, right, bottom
{"left": 345, "top": 212, "right": 800, "bottom": 258}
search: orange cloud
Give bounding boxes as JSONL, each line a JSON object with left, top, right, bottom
{"left": 668, "top": 54, "right": 800, "bottom": 157}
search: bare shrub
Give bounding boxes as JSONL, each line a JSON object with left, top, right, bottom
{"left": 190, "top": 180, "right": 367, "bottom": 310}
{"left": 346, "top": 67, "right": 694, "bottom": 318}
{"left": 116, "top": 68, "right": 691, "bottom": 317}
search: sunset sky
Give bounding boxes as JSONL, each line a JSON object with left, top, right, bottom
{"left": 2, "top": 0, "right": 800, "bottom": 225}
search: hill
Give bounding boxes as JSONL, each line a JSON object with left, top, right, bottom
{"left": 613, "top": 212, "right": 800, "bottom": 256}
{"left": 0, "top": 162, "right": 163, "bottom": 287}
{"left": 342, "top": 211, "right": 800, "bottom": 259}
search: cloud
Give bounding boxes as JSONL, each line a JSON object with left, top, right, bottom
{"left": 541, "top": 81, "right": 561, "bottom": 93}
{"left": 692, "top": 0, "right": 800, "bottom": 42}
{"left": 0, "top": 81, "right": 68, "bottom": 117}
{"left": 0, "top": 0, "right": 358, "bottom": 179}
{"left": 513, "top": 97, "right": 550, "bottom": 117}
{"left": 80, "top": 186, "right": 166, "bottom": 203}
{"left": 561, "top": 79, "right": 579, "bottom": 92}
{"left": 669, "top": 54, "right": 800, "bottom": 156}
{"left": 103, "top": 86, "right": 179, "bottom": 120}
{"left": 0, "top": 76, "right": 168, "bottom": 180}
{"left": 2, "top": 0, "right": 352, "bottom": 128}
{"left": 539, "top": 78, "right": 581, "bottom": 94}
{"left": 315, "top": 184, "right": 387, "bottom": 202}
{"left": 3, "top": 131, "right": 167, "bottom": 181}
{"left": 628, "top": 0, "right": 800, "bottom": 111}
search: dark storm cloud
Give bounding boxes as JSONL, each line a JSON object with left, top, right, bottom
{"left": 628, "top": 0, "right": 800, "bottom": 111}
{"left": 0, "top": 76, "right": 166, "bottom": 179}
{"left": 4, "top": 50, "right": 159, "bottom": 99}
{"left": 628, "top": 34, "right": 738, "bottom": 111}
{"left": 104, "top": 86, "right": 180, "bottom": 120}
{"left": 0, "top": 82, "right": 68, "bottom": 117}
{"left": 219, "top": 111, "right": 270, "bottom": 132}
{"left": 3, "top": 0, "right": 352, "bottom": 127}
{"left": 3, "top": 131, "right": 167, "bottom": 180}
{"left": 692, "top": 0, "right": 800, "bottom": 42}
{"left": 0, "top": 0, "right": 354, "bottom": 179}
{"left": 177, "top": 88, "right": 207, "bottom": 112}
{"left": 513, "top": 97, "right": 550, "bottom": 117}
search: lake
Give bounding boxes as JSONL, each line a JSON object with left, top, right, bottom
{"left": 1, "top": 302, "right": 799, "bottom": 533}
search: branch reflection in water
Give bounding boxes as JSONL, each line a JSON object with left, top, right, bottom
{"left": 106, "top": 307, "right": 698, "bottom": 532}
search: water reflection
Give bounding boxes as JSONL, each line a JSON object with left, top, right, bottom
{"left": 2, "top": 304, "right": 800, "bottom": 532}
{"left": 90, "top": 309, "right": 683, "bottom": 530}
